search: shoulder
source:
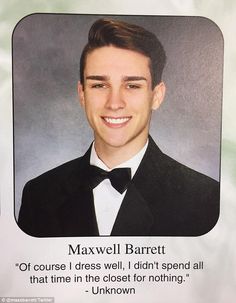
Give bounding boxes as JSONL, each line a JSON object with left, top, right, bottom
{"left": 20, "top": 152, "right": 91, "bottom": 222}
{"left": 26, "top": 142, "right": 92, "bottom": 186}
{"left": 25, "top": 156, "right": 84, "bottom": 187}
{"left": 147, "top": 136, "right": 219, "bottom": 189}
{"left": 140, "top": 137, "right": 220, "bottom": 235}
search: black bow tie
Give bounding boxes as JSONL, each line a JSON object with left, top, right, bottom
{"left": 89, "top": 165, "right": 131, "bottom": 194}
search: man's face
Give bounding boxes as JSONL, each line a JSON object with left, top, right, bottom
{"left": 78, "top": 46, "right": 165, "bottom": 155}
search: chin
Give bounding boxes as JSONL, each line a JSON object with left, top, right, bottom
{"left": 103, "top": 133, "right": 144, "bottom": 149}
{"left": 103, "top": 138, "right": 129, "bottom": 149}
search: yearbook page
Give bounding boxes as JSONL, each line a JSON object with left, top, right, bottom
{"left": 0, "top": 2, "right": 235, "bottom": 303}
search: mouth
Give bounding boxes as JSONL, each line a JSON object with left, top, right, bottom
{"left": 102, "top": 116, "right": 132, "bottom": 127}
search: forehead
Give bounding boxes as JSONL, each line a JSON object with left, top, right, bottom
{"left": 84, "top": 46, "right": 151, "bottom": 77}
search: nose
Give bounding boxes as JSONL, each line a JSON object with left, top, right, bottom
{"left": 105, "top": 87, "right": 125, "bottom": 110}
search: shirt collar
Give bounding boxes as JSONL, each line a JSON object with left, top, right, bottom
{"left": 90, "top": 140, "right": 149, "bottom": 179}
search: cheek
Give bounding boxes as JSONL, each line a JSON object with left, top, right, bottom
{"left": 129, "top": 96, "right": 153, "bottom": 114}
{"left": 84, "top": 101, "right": 103, "bottom": 124}
{"left": 84, "top": 91, "right": 107, "bottom": 110}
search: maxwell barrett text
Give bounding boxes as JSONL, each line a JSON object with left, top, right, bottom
{"left": 68, "top": 244, "right": 166, "bottom": 255}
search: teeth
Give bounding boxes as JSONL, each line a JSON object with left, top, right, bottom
{"left": 104, "top": 117, "right": 130, "bottom": 124}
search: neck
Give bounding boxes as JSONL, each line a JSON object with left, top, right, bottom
{"left": 94, "top": 138, "right": 148, "bottom": 169}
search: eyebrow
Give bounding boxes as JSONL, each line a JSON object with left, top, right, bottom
{"left": 86, "top": 75, "right": 147, "bottom": 81}
{"left": 86, "top": 75, "right": 109, "bottom": 81}
{"left": 123, "top": 76, "right": 147, "bottom": 82}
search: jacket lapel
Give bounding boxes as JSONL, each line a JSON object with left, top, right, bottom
{"left": 111, "top": 137, "right": 165, "bottom": 236}
{"left": 111, "top": 183, "right": 153, "bottom": 236}
{"left": 57, "top": 146, "right": 99, "bottom": 236}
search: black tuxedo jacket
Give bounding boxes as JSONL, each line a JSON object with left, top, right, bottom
{"left": 18, "top": 137, "right": 219, "bottom": 237}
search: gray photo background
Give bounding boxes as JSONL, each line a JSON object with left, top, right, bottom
{"left": 13, "top": 14, "right": 223, "bottom": 218}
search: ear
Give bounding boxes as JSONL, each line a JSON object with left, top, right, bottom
{"left": 151, "top": 81, "right": 166, "bottom": 110}
{"left": 78, "top": 81, "right": 85, "bottom": 107}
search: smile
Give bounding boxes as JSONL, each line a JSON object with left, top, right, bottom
{"left": 102, "top": 116, "right": 131, "bottom": 126}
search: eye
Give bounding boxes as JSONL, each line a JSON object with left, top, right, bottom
{"left": 91, "top": 83, "right": 108, "bottom": 89}
{"left": 126, "top": 83, "right": 141, "bottom": 89}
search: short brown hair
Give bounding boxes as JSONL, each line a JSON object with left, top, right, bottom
{"left": 80, "top": 18, "right": 166, "bottom": 87}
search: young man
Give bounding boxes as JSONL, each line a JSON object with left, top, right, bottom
{"left": 18, "top": 18, "right": 219, "bottom": 237}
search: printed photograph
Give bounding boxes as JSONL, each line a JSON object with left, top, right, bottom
{"left": 13, "top": 14, "right": 223, "bottom": 237}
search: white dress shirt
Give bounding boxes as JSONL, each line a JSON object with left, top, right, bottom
{"left": 90, "top": 140, "right": 148, "bottom": 235}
